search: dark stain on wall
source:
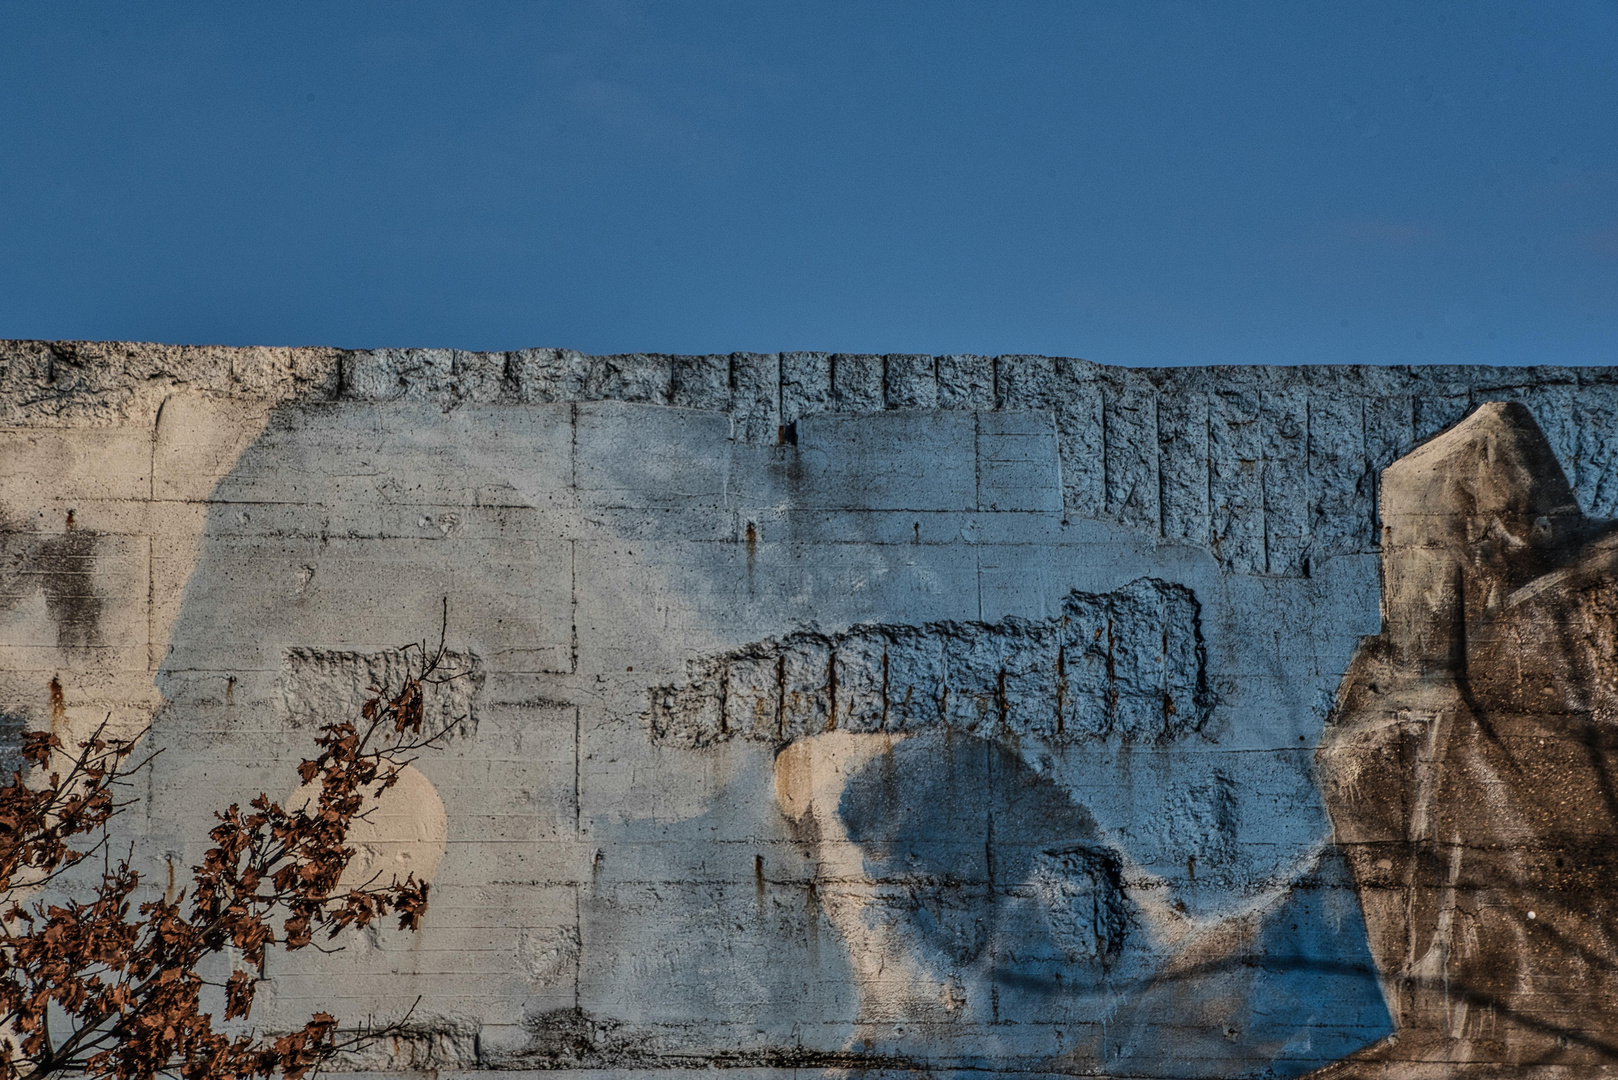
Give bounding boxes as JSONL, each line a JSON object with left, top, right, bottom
{"left": 487, "top": 1006, "right": 926, "bottom": 1071}
{"left": 0, "top": 712, "right": 26, "bottom": 779}
{"left": 0, "top": 510, "right": 102, "bottom": 650}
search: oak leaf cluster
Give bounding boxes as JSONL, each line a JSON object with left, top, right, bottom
{"left": 0, "top": 640, "right": 457, "bottom": 1079}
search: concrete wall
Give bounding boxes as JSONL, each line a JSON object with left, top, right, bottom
{"left": 5, "top": 340, "right": 1618, "bottom": 1077}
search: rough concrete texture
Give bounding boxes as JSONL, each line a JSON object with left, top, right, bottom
{"left": 651, "top": 578, "right": 1208, "bottom": 746}
{"left": 13, "top": 340, "right": 1618, "bottom": 577}
{"left": 4, "top": 339, "right": 1618, "bottom": 1077}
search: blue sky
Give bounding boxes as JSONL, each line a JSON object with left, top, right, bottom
{"left": 1, "top": 2, "right": 1613, "bottom": 366}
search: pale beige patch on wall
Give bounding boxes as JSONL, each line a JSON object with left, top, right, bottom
{"left": 289, "top": 764, "right": 450, "bottom": 889}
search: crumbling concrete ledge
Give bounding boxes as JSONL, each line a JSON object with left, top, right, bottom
{"left": 8, "top": 339, "right": 1618, "bottom": 576}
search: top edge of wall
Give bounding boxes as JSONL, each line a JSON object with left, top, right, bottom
{"left": 9, "top": 339, "right": 1618, "bottom": 578}
{"left": 1, "top": 337, "right": 1612, "bottom": 430}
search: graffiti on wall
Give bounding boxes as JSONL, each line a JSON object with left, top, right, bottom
{"left": 11, "top": 349, "right": 1617, "bottom": 1078}
{"left": 650, "top": 401, "right": 1618, "bottom": 1077}
{"left": 1320, "top": 402, "right": 1618, "bottom": 1076}
{"left": 651, "top": 586, "right": 1392, "bottom": 1076}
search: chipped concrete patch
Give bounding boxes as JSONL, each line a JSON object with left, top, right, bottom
{"left": 650, "top": 578, "right": 1208, "bottom": 746}
{"left": 280, "top": 646, "right": 483, "bottom": 739}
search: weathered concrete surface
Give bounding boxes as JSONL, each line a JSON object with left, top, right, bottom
{"left": 12, "top": 340, "right": 1618, "bottom": 577}
{"left": 3, "top": 339, "right": 1618, "bottom": 1077}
